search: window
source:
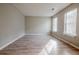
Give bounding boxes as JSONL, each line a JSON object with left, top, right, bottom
{"left": 53, "top": 17, "right": 58, "bottom": 32}
{"left": 64, "top": 8, "right": 77, "bottom": 36}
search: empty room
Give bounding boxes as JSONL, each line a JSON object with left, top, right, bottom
{"left": 0, "top": 3, "right": 79, "bottom": 55}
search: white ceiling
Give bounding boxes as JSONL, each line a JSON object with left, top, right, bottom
{"left": 13, "top": 3, "right": 70, "bottom": 16}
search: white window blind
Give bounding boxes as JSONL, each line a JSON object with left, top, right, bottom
{"left": 53, "top": 17, "right": 58, "bottom": 32}
{"left": 64, "top": 8, "right": 77, "bottom": 36}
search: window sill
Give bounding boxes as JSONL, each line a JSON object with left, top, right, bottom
{"left": 63, "top": 33, "right": 77, "bottom": 38}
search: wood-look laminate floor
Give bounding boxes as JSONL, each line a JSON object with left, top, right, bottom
{"left": 0, "top": 35, "right": 79, "bottom": 55}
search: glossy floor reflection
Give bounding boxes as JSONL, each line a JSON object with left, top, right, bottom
{"left": 0, "top": 35, "right": 79, "bottom": 55}
{"left": 39, "top": 38, "right": 79, "bottom": 55}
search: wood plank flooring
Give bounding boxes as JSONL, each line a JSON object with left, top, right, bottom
{"left": 0, "top": 35, "right": 79, "bottom": 55}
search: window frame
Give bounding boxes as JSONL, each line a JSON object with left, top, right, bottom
{"left": 52, "top": 17, "right": 58, "bottom": 32}
{"left": 64, "top": 8, "right": 77, "bottom": 37}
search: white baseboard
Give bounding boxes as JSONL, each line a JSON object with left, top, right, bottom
{"left": 0, "top": 34, "right": 25, "bottom": 50}
{"left": 25, "top": 33, "right": 48, "bottom": 35}
{"left": 26, "top": 34, "right": 42, "bottom": 35}
{"left": 52, "top": 34, "right": 79, "bottom": 50}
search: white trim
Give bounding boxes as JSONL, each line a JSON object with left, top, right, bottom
{"left": 52, "top": 34, "right": 79, "bottom": 50}
{"left": 0, "top": 34, "right": 25, "bottom": 50}
{"left": 26, "top": 34, "right": 42, "bottom": 35}
{"left": 25, "top": 33, "right": 48, "bottom": 35}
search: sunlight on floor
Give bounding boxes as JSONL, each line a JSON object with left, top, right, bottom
{"left": 39, "top": 38, "right": 73, "bottom": 55}
{"left": 39, "top": 38, "right": 58, "bottom": 55}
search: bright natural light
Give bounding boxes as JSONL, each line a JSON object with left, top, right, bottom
{"left": 53, "top": 17, "right": 58, "bottom": 32}
{"left": 64, "top": 8, "right": 77, "bottom": 36}
{"left": 39, "top": 38, "right": 58, "bottom": 55}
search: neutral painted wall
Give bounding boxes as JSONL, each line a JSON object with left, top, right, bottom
{"left": 51, "top": 4, "right": 79, "bottom": 46}
{"left": 0, "top": 4, "right": 25, "bottom": 48}
{"left": 25, "top": 16, "right": 51, "bottom": 35}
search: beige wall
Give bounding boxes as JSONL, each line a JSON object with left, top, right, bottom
{"left": 25, "top": 16, "right": 51, "bottom": 35}
{"left": 51, "top": 3, "right": 79, "bottom": 46}
{"left": 0, "top": 4, "right": 25, "bottom": 48}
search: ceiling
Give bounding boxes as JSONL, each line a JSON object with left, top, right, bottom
{"left": 13, "top": 3, "right": 70, "bottom": 16}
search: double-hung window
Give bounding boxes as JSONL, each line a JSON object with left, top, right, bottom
{"left": 64, "top": 8, "right": 77, "bottom": 36}
{"left": 53, "top": 17, "right": 58, "bottom": 32}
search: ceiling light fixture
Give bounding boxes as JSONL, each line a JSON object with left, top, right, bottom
{"left": 52, "top": 8, "right": 54, "bottom": 11}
